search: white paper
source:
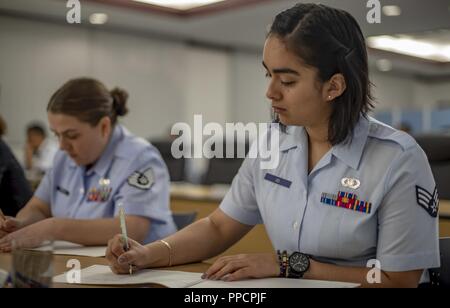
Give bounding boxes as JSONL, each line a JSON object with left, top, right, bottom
{"left": 0, "top": 269, "right": 8, "bottom": 287}
{"left": 53, "top": 265, "right": 359, "bottom": 288}
{"left": 31, "top": 241, "right": 106, "bottom": 257}
{"left": 53, "top": 265, "right": 203, "bottom": 287}
{"left": 191, "top": 277, "right": 359, "bottom": 288}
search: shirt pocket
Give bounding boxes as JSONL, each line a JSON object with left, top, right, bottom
{"left": 316, "top": 191, "right": 378, "bottom": 260}
{"left": 258, "top": 172, "right": 302, "bottom": 247}
{"left": 337, "top": 208, "right": 377, "bottom": 260}
{"left": 259, "top": 172, "right": 294, "bottom": 209}
{"left": 78, "top": 198, "right": 115, "bottom": 218}
{"left": 52, "top": 185, "right": 72, "bottom": 217}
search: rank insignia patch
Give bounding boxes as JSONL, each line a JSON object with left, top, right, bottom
{"left": 320, "top": 191, "right": 372, "bottom": 214}
{"left": 128, "top": 168, "right": 154, "bottom": 190}
{"left": 416, "top": 185, "right": 439, "bottom": 218}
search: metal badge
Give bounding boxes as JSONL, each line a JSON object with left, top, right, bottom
{"left": 341, "top": 177, "right": 361, "bottom": 190}
{"left": 99, "top": 178, "right": 111, "bottom": 186}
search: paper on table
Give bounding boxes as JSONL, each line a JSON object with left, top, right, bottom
{"left": 31, "top": 241, "right": 106, "bottom": 257}
{"left": 191, "top": 278, "right": 359, "bottom": 288}
{"left": 53, "top": 265, "right": 359, "bottom": 288}
{"left": 0, "top": 269, "right": 8, "bottom": 287}
{"left": 53, "top": 265, "right": 203, "bottom": 287}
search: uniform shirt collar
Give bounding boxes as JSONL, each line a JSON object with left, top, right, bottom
{"left": 69, "top": 125, "right": 123, "bottom": 177}
{"left": 279, "top": 125, "right": 305, "bottom": 152}
{"left": 278, "top": 115, "right": 370, "bottom": 170}
{"left": 331, "top": 116, "right": 370, "bottom": 170}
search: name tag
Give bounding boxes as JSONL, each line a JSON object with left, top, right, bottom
{"left": 56, "top": 186, "right": 70, "bottom": 196}
{"left": 264, "top": 173, "right": 292, "bottom": 188}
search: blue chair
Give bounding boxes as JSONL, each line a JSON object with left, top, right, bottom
{"left": 151, "top": 140, "right": 186, "bottom": 182}
{"left": 172, "top": 212, "right": 197, "bottom": 231}
{"left": 202, "top": 140, "right": 248, "bottom": 185}
{"left": 429, "top": 237, "right": 450, "bottom": 288}
{"left": 414, "top": 135, "right": 450, "bottom": 199}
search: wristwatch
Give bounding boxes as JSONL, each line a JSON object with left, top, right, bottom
{"left": 287, "top": 252, "right": 310, "bottom": 278}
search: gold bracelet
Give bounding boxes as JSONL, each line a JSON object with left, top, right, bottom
{"left": 159, "top": 240, "right": 172, "bottom": 267}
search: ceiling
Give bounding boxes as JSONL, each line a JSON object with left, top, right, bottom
{"left": 1, "top": 0, "right": 450, "bottom": 77}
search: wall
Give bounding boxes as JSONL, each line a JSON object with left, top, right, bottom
{"left": 1, "top": 14, "right": 450, "bottom": 154}
{"left": 0, "top": 15, "right": 232, "bottom": 153}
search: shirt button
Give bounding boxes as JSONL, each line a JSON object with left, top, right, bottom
{"left": 293, "top": 221, "right": 299, "bottom": 229}
{"left": 79, "top": 188, "right": 84, "bottom": 194}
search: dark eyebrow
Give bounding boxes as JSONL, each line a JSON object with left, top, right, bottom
{"left": 262, "top": 61, "right": 300, "bottom": 76}
{"left": 51, "top": 129, "right": 78, "bottom": 135}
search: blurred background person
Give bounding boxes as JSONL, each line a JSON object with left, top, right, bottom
{"left": 0, "top": 78, "right": 176, "bottom": 251}
{"left": 24, "top": 122, "right": 57, "bottom": 174}
{"left": 0, "top": 114, "right": 33, "bottom": 218}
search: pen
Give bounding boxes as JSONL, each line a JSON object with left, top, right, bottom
{"left": 118, "top": 203, "right": 133, "bottom": 275}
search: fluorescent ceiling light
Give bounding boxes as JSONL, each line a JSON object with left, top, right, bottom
{"left": 89, "top": 13, "right": 108, "bottom": 24}
{"left": 133, "top": 0, "right": 225, "bottom": 10}
{"left": 382, "top": 5, "right": 401, "bottom": 16}
{"left": 376, "top": 59, "right": 393, "bottom": 72}
{"left": 367, "top": 35, "right": 450, "bottom": 63}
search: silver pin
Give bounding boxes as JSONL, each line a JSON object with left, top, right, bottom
{"left": 99, "top": 178, "right": 111, "bottom": 186}
{"left": 341, "top": 177, "right": 361, "bottom": 190}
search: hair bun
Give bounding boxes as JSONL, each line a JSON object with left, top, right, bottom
{"left": 111, "top": 87, "right": 129, "bottom": 117}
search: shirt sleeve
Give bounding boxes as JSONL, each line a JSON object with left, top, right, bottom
{"left": 376, "top": 145, "right": 440, "bottom": 272}
{"left": 112, "top": 147, "right": 171, "bottom": 224}
{"left": 34, "top": 167, "right": 53, "bottom": 204}
{"left": 219, "top": 156, "right": 262, "bottom": 226}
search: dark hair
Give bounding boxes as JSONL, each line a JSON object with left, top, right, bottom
{"left": 47, "top": 78, "right": 129, "bottom": 126}
{"left": 26, "top": 123, "right": 47, "bottom": 137}
{"left": 0, "top": 115, "right": 6, "bottom": 137}
{"left": 269, "top": 3, "right": 374, "bottom": 145}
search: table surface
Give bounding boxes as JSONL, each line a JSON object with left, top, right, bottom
{"left": 0, "top": 253, "right": 362, "bottom": 288}
{"left": 170, "top": 183, "right": 230, "bottom": 202}
{"left": 440, "top": 200, "right": 450, "bottom": 218}
{"left": 0, "top": 252, "right": 210, "bottom": 288}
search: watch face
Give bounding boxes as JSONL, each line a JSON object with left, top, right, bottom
{"left": 289, "top": 253, "right": 309, "bottom": 273}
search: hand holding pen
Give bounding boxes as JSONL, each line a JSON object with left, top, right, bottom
{"left": 118, "top": 204, "right": 133, "bottom": 275}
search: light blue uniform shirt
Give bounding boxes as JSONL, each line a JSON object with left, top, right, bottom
{"left": 35, "top": 124, "right": 177, "bottom": 244}
{"left": 221, "top": 116, "right": 440, "bottom": 275}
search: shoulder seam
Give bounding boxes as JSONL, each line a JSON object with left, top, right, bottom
{"left": 368, "top": 132, "right": 416, "bottom": 152}
{"left": 382, "top": 146, "right": 422, "bottom": 196}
